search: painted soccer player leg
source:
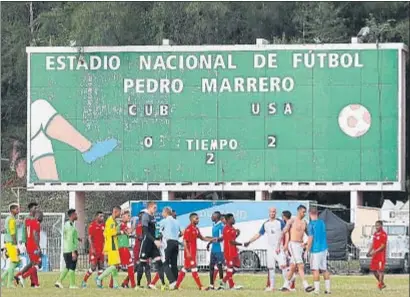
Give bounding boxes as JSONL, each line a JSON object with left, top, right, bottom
{"left": 30, "top": 99, "right": 118, "bottom": 180}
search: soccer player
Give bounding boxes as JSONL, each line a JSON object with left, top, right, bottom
{"left": 367, "top": 220, "right": 387, "bottom": 290}
{"left": 136, "top": 202, "right": 166, "bottom": 290}
{"left": 281, "top": 210, "right": 296, "bottom": 290}
{"left": 3, "top": 203, "right": 20, "bottom": 288}
{"left": 118, "top": 210, "right": 136, "bottom": 288}
{"left": 81, "top": 211, "right": 105, "bottom": 288}
{"left": 172, "top": 212, "right": 213, "bottom": 290}
{"left": 281, "top": 205, "right": 314, "bottom": 292}
{"left": 245, "top": 207, "right": 287, "bottom": 291}
{"left": 14, "top": 203, "right": 40, "bottom": 288}
{"left": 96, "top": 206, "right": 122, "bottom": 289}
{"left": 306, "top": 207, "right": 331, "bottom": 294}
{"left": 55, "top": 209, "right": 79, "bottom": 289}
{"left": 221, "top": 213, "right": 244, "bottom": 290}
{"left": 207, "top": 211, "right": 225, "bottom": 290}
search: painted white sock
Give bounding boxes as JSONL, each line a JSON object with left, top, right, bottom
{"left": 325, "top": 279, "right": 330, "bottom": 292}
{"left": 314, "top": 281, "right": 320, "bottom": 292}
{"left": 269, "top": 269, "right": 275, "bottom": 289}
{"left": 303, "top": 280, "right": 309, "bottom": 289}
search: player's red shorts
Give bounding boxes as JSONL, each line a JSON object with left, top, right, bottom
{"left": 225, "top": 256, "right": 240, "bottom": 268}
{"left": 119, "top": 247, "right": 133, "bottom": 266}
{"left": 184, "top": 253, "right": 197, "bottom": 269}
{"left": 27, "top": 248, "right": 41, "bottom": 264}
{"left": 89, "top": 252, "right": 105, "bottom": 265}
{"left": 370, "top": 255, "right": 385, "bottom": 271}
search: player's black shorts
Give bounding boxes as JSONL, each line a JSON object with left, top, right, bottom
{"left": 139, "top": 237, "right": 161, "bottom": 261}
{"left": 63, "top": 251, "right": 78, "bottom": 270}
{"left": 210, "top": 252, "right": 224, "bottom": 266}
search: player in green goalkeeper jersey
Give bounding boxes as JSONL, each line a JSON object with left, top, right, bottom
{"left": 55, "top": 209, "right": 79, "bottom": 289}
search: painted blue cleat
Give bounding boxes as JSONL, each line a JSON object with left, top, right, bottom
{"left": 82, "top": 138, "right": 118, "bottom": 164}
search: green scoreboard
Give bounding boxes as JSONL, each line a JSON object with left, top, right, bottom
{"left": 26, "top": 43, "right": 407, "bottom": 191}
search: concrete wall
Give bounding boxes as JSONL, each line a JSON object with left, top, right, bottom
{"left": 351, "top": 206, "right": 380, "bottom": 246}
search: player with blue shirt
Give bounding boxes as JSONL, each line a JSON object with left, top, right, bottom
{"left": 245, "top": 207, "right": 288, "bottom": 291}
{"left": 306, "top": 207, "right": 331, "bottom": 294}
{"left": 207, "top": 211, "right": 225, "bottom": 290}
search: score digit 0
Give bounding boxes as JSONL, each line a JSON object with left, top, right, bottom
{"left": 267, "top": 135, "right": 277, "bottom": 148}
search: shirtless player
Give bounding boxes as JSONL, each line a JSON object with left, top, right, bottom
{"left": 281, "top": 205, "right": 314, "bottom": 292}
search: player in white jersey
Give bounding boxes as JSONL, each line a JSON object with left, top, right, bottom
{"left": 244, "top": 207, "right": 288, "bottom": 291}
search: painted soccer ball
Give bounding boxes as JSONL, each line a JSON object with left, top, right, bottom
{"left": 338, "top": 104, "right": 371, "bottom": 138}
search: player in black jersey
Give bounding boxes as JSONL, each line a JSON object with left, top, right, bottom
{"left": 136, "top": 201, "right": 165, "bottom": 290}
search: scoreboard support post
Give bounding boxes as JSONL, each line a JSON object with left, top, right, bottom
{"left": 69, "top": 191, "right": 86, "bottom": 241}
{"left": 161, "top": 191, "right": 175, "bottom": 201}
{"left": 255, "top": 191, "right": 269, "bottom": 201}
{"left": 350, "top": 191, "right": 363, "bottom": 224}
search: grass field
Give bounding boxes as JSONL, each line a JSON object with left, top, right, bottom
{"left": 1, "top": 273, "right": 409, "bottom": 297}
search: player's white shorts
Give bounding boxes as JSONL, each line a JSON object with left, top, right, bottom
{"left": 31, "top": 99, "right": 57, "bottom": 161}
{"left": 310, "top": 250, "right": 328, "bottom": 271}
{"left": 288, "top": 241, "right": 304, "bottom": 264}
{"left": 266, "top": 247, "right": 286, "bottom": 269}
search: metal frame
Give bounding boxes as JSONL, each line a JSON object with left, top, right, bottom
{"left": 26, "top": 43, "right": 408, "bottom": 192}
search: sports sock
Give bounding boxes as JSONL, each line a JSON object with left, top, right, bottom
{"left": 192, "top": 270, "right": 202, "bottom": 289}
{"left": 144, "top": 262, "right": 152, "bottom": 284}
{"left": 58, "top": 268, "right": 69, "bottom": 282}
{"left": 176, "top": 269, "right": 186, "bottom": 288}
{"left": 68, "top": 270, "right": 76, "bottom": 287}
{"left": 325, "top": 279, "right": 331, "bottom": 292}
{"left": 83, "top": 269, "right": 93, "bottom": 282}
{"left": 32, "top": 267, "right": 39, "bottom": 286}
{"left": 151, "top": 272, "right": 159, "bottom": 285}
{"left": 269, "top": 269, "right": 275, "bottom": 288}
{"left": 111, "top": 268, "right": 119, "bottom": 288}
{"left": 217, "top": 264, "right": 224, "bottom": 280}
{"left": 127, "top": 264, "right": 136, "bottom": 287}
{"left": 303, "top": 280, "right": 309, "bottom": 289}
{"left": 98, "top": 265, "right": 115, "bottom": 280}
{"left": 7, "top": 262, "right": 17, "bottom": 287}
{"left": 314, "top": 281, "right": 320, "bottom": 292}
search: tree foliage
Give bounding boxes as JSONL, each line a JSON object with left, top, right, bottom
{"left": 1, "top": 2, "right": 409, "bottom": 200}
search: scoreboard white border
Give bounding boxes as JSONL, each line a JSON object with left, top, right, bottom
{"left": 26, "top": 43, "right": 408, "bottom": 192}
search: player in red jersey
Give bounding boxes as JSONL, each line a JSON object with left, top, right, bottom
{"left": 222, "top": 213, "right": 244, "bottom": 290}
{"left": 367, "top": 220, "right": 388, "bottom": 290}
{"left": 15, "top": 208, "right": 43, "bottom": 288}
{"left": 172, "top": 213, "right": 214, "bottom": 290}
{"left": 117, "top": 211, "right": 136, "bottom": 288}
{"left": 81, "top": 211, "right": 105, "bottom": 288}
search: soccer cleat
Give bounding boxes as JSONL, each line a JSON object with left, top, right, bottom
{"left": 290, "top": 281, "right": 296, "bottom": 290}
{"left": 95, "top": 277, "right": 103, "bottom": 289}
{"left": 121, "top": 283, "right": 129, "bottom": 289}
{"left": 54, "top": 281, "right": 63, "bottom": 289}
{"left": 281, "top": 287, "right": 290, "bottom": 292}
{"left": 33, "top": 285, "right": 41, "bottom": 289}
{"left": 200, "top": 286, "right": 209, "bottom": 291}
{"left": 305, "top": 286, "right": 315, "bottom": 293}
{"left": 81, "top": 281, "right": 87, "bottom": 288}
{"left": 208, "top": 285, "right": 215, "bottom": 290}
{"left": 264, "top": 287, "right": 275, "bottom": 292}
{"left": 217, "top": 285, "right": 225, "bottom": 290}
{"left": 148, "top": 284, "right": 157, "bottom": 290}
{"left": 325, "top": 291, "right": 331, "bottom": 294}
